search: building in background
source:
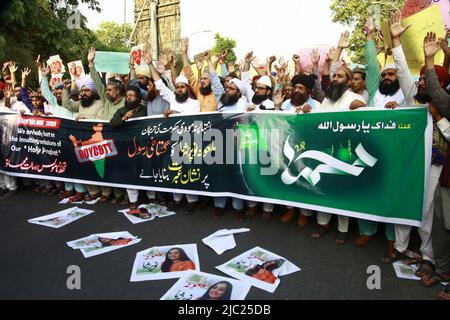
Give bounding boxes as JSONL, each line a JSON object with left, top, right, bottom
{"left": 133, "top": 0, "right": 181, "bottom": 57}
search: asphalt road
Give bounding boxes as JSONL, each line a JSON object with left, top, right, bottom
{"left": 0, "top": 189, "right": 442, "bottom": 300}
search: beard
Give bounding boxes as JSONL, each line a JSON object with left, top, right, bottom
{"left": 106, "top": 94, "right": 115, "bottom": 102}
{"left": 290, "top": 92, "right": 309, "bottom": 106}
{"left": 175, "top": 91, "right": 189, "bottom": 103}
{"left": 125, "top": 100, "right": 140, "bottom": 110}
{"left": 326, "top": 83, "right": 348, "bottom": 102}
{"left": 80, "top": 95, "right": 97, "bottom": 108}
{"left": 252, "top": 93, "right": 268, "bottom": 105}
{"left": 219, "top": 93, "right": 240, "bottom": 107}
{"left": 138, "top": 82, "right": 147, "bottom": 90}
{"left": 147, "top": 89, "right": 157, "bottom": 102}
{"left": 199, "top": 85, "right": 212, "bottom": 96}
{"left": 379, "top": 79, "right": 400, "bottom": 96}
{"left": 57, "top": 98, "right": 62, "bottom": 106}
{"left": 0, "top": 91, "right": 4, "bottom": 101}
{"left": 414, "top": 90, "right": 432, "bottom": 104}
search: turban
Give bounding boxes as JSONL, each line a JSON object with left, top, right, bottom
{"left": 229, "top": 78, "right": 246, "bottom": 95}
{"left": 136, "top": 66, "right": 151, "bottom": 79}
{"left": 76, "top": 75, "right": 98, "bottom": 94}
{"left": 337, "top": 66, "right": 353, "bottom": 81}
{"left": 420, "top": 65, "right": 450, "bottom": 88}
{"left": 291, "top": 74, "right": 317, "bottom": 90}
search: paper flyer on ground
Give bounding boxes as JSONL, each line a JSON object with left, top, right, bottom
{"left": 67, "top": 231, "right": 141, "bottom": 258}
{"left": 202, "top": 228, "right": 250, "bottom": 255}
{"left": 216, "top": 246, "right": 301, "bottom": 293}
{"left": 160, "top": 271, "right": 251, "bottom": 301}
{"left": 28, "top": 207, "right": 94, "bottom": 229}
{"left": 130, "top": 244, "right": 200, "bottom": 281}
{"left": 118, "top": 203, "right": 176, "bottom": 224}
{"left": 393, "top": 262, "right": 421, "bottom": 281}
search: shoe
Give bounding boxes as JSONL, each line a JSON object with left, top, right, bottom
{"left": 167, "top": 201, "right": 182, "bottom": 212}
{"left": 185, "top": 202, "right": 198, "bottom": 215}
{"left": 262, "top": 211, "right": 273, "bottom": 221}
{"left": 111, "top": 197, "right": 123, "bottom": 205}
{"left": 100, "top": 195, "right": 111, "bottom": 203}
{"left": 213, "top": 207, "right": 226, "bottom": 218}
{"left": 3, "top": 189, "right": 18, "bottom": 197}
{"left": 245, "top": 207, "right": 257, "bottom": 218}
{"left": 58, "top": 190, "right": 75, "bottom": 200}
{"left": 311, "top": 224, "right": 331, "bottom": 239}
{"left": 48, "top": 188, "right": 63, "bottom": 196}
{"left": 281, "top": 208, "right": 295, "bottom": 223}
{"left": 198, "top": 197, "right": 210, "bottom": 210}
{"left": 354, "top": 234, "right": 374, "bottom": 247}
{"left": 336, "top": 231, "right": 348, "bottom": 244}
{"left": 120, "top": 198, "right": 130, "bottom": 205}
{"left": 84, "top": 193, "right": 100, "bottom": 202}
{"left": 235, "top": 209, "right": 246, "bottom": 221}
{"left": 297, "top": 214, "right": 309, "bottom": 227}
{"left": 34, "top": 186, "right": 44, "bottom": 193}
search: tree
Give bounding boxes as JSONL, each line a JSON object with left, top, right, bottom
{"left": 211, "top": 33, "right": 237, "bottom": 64}
{"left": 330, "top": 0, "right": 405, "bottom": 63}
{"left": 94, "top": 21, "right": 132, "bottom": 52}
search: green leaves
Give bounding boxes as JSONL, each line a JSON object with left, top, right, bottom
{"left": 211, "top": 33, "right": 237, "bottom": 64}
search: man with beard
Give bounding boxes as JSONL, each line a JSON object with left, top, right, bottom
{"left": 246, "top": 76, "right": 275, "bottom": 111}
{"left": 320, "top": 66, "right": 366, "bottom": 110}
{"left": 145, "top": 50, "right": 201, "bottom": 214}
{"left": 280, "top": 74, "right": 321, "bottom": 113}
{"left": 217, "top": 78, "right": 248, "bottom": 112}
{"left": 364, "top": 17, "right": 405, "bottom": 109}
{"left": 61, "top": 73, "right": 104, "bottom": 202}
{"left": 311, "top": 65, "right": 365, "bottom": 244}
{"left": 377, "top": 16, "right": 450, "bottom": 278}
{"left": 87, "top": 47, "right": 127, "bottom": 203}
{"left": 62, "top": 75, "right": 103, "bottom": 119}
{"left": 421, "top": 31, "right": 450, "bottom": 298}
{"left": 181, "top": 38, "right": 224, "bottom": 112}
{"left": 110, "top": 86, "right": 159, "bottom": 210}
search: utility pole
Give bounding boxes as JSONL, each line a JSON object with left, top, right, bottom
{"left": 150, "top": 0, "right": 159, "bottom": 61}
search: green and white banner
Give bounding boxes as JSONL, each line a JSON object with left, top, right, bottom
{"left": 0, "top": 107, "right": 432, "bottom": 226}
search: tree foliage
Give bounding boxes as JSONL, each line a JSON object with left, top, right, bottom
{"left": 0, "top": 0, "right": 125, "bottom": 87}
{"left": 211, "top": 33, "right": 237, "bottom": 64}
{"left": 330, "top": 0, "right": 405, "bottom": 63}
{"left": 94, "top": 21, "right": 132, "bottom": 52}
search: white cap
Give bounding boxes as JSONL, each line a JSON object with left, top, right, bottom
{"left": 257, "top": 75, "right": 272, "bottom": 89}
{"left": 229, "top": 78, "right": 246, "bottom": 95}
{"left": 382, "top": 64, "right": 397, "bottom": 72}
{"left": 175, "top": 75, "right": 189, "bottom": 86}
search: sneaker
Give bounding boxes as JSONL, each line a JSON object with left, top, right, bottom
{"left": 297, "top": 214, "right": 309, "bottom": 227}
{"left": 245, "top": 207, "right": 257, "bottom": 218}
{"left": 280, "top": 208, "right": 295, "bottom": 222}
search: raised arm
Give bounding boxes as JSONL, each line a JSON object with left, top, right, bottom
{"left": 87, "top": 47, "right": 107, "bottom": 103}
{"left": 364, "top": 16, "right": 381, "bottom": 107}
{"left": 389, "top": 12, "right": 415, "bottom": 105}
{"left": 424, "top": 32, "right": 450, "bottom": 117}
{"left": 144, "top": 49, "right": 175, "bottom": 105}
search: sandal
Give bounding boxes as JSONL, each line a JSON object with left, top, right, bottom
{"left": 420, "top": 272, "right": 450, "bottom": 287}
{"left": 84, "top": 193, "right": 100, "bottom": 202}
{"left": 415, "top": 260, "right": 435, "bottom": 278}
{"left": 438, "top": 285, "right": 450, "bottom": 300}
{"left": 382, "top": 249, "right": 410, "bottom": 264}
{"left": 335, "top": 231, "right": 348, "bottom": 244}
{"left": 311, "top": 224, "right": 330, "bottom": 239}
